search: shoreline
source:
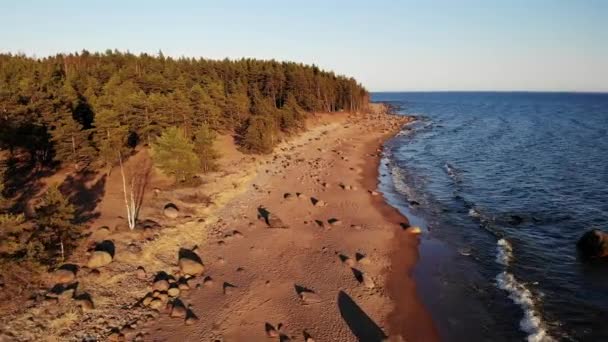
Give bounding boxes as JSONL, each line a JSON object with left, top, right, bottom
{"left": 0, "top": 105, "right": 439, "bottom": 341}
{"left": 360, "top": 120, "right": 440, "bottom": 341}
{"left": 148, "top": 104, "right": 439, "bottom": 340}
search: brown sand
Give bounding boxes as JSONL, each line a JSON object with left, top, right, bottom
{"left": 0, "top": 106, "right": 438, "bottom": 342}
{"left": 148, "top": 107, "right": 439, "bottom": 341}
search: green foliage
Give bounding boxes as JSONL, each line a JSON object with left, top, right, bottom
{"left": 0, "top": 213, "right": 27, "bottom": 255}
{"left": 242, "top": 115, "right": 278, "bottom": 154}
{"left": 34, "top": 185, "right": 77, "bottom": 262}
{"left": 152, "top": 127, "right": 201, "bottom": 182}
{"left": 93, "top": 108, "right": 129, "bottom": 167}
{"left": 0, "top": 51, "right": 368, "bottom": 167}
{"left": 194, "top": 123, "right": 220, "bottom": 173}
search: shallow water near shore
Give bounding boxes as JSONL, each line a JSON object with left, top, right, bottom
{"left": 374, "top": 92, "right": 608, "bottom": 341}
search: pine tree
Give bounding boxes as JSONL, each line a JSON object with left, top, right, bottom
{"left": 35, "top": 185, "right": 76, "bottom": 262}
{"left": 151, "top": 127, "right": 200, "bottom": 182}
{"left": 194, "top": 123, "right": 220, "bottom": 173}
{"left": 242, "top": 115, "right": 277, "bottom": 154}
{"left": 93, "top": 108, "right": 129, "bottom": 169}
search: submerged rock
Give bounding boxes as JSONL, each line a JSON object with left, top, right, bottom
{"left": 577, "top": 229, "right": 608, "bottom": 258}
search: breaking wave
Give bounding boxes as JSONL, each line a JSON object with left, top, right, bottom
{"left": 495, "top": 238, "right": 553, "bottom": 342}
{"left": 496, "top": 272, "right": 553, "bottom": 342}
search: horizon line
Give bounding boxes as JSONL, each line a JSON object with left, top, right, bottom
{"left": 371, "top": 90, "right": 608, "bottom": 94}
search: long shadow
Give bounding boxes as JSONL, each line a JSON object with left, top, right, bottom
{"left": 59, "top": 169, "right": 106, "bottom": 223}
{"left": 337, "top": 290, "right": 386, "bottom": 342}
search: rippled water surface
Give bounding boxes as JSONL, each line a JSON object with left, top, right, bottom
{"left": 373, "top": 92, "right": 608, "bottom": 341}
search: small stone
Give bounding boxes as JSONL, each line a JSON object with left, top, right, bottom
{"left": 136, "top": 266, "right": 147, "bottom": 280}
{"left": 76, "top": 298, "right": 95, "bottom": 312}
{"left": 357, "top": 256, "right": 371, "bottom": 265}
{"left": 203, "top": 276, "right": 214, "bottom": 287}
{"left": 107, "top": 332, "right": 125, "bottom": 342}
{"left": 142, "top": 295, "right": 153, "bottom": 307}
{"left": 266, "top": 324, "right": 278, "bottom": 338}
{"left": 328, "top": 218, "right": 342, "bottom": 226}
{"left": 185, "top": 315, "right": 199, "bottom": 325}
{"left": 233, "top": 230, "right": 244, "bottom": 238}
{"left": 342, "top": 257, "right": 356, "bottom": 267}
{"left": 406, "top": 226, "right": 422, "bottom": 234}
{"left": 300, "top": 291, "right": 322, "bottom": 305}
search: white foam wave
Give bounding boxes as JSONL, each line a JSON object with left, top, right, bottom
{"left": 390, "top": 165, "right": 414, "bottom": 199}
{"left": 496, "top": 238, "right": 513, "bottom": 266}
{"left": 468, "top": 208, "right": 481, "bottom": 218}
{"left": 496, "top": 272, "right": 553, "bottom": 342}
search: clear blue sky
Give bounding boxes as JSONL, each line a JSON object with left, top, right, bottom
{"left": 1, "top": 0, "right": 606, "bottom": 92}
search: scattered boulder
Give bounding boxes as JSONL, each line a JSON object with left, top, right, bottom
{"left": 362, "top": 273, "right": 376, "bottom": 289}
{"left": 52, "top": 264, "right": 77, "bottom": 284}
{"left": 577, "top": 229, "right": 608, "bottom": 258}
{"left": 149, "top": 298, "right": 163, "bottom": 310}
{"left": 163, "top": 203, "right": 179, "bottom": 219}
{"left": 75, "top": 297, "right": 95, "bottom": 312}
{"left": 265, "top": 323, "right": 279, "bottom": 338}
{"left": 170, "top": 300, "right": 187, "bottom": 318}
{"left": 258, "top": 206, "right": 288, "bottom": 229}
{"left": 328, "top": 218, "right": 342, "bottom": 226}
{"left": 87, "top": 250, "right": 113, "bottom": 269}
{"left": 203, "top": 276, "right": 214, "bottom": 287}
{"left": 153, "top": 279, "right": 170, "bottom": 292}
{"left": 136, "top": 266, "right": 147, "bottom": 280}
{"left": 185, "top": 312, "right": 199, "bottom": 325}
{"left": 223, "top": 282, "right": 236, "bottom": 295}
{"left": 283, "top": 193, "right": 294, "bottom": 200}
{"left": 339, "top": 254, "right": 356, "bottom": 267}
{"left": 311, "top": 198, "right": 326, "bottom": 207}
{"left": 356, "top": 253, "right": 371, "bottom": 265}
{"left": 178, "top": 248, "right": 205, "bottom": 276}
{"left": 168, "top": 286, "right": 180, "bottom": 297}
{"left": 299, "top": 291, "right": 322, "bottom": 305}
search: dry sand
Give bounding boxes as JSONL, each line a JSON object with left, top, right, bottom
{"left": 0, "top": 105, "right": 438, "bottom": 342}
{"left": 148, "top": 107, "right": 438, "bottom": 341}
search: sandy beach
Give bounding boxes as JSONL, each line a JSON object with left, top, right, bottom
{"left": 0, "top": 105, "right": 438, "bottom": 342}
{"left": 144, "top": 104, "right": 438, "bottom": 341}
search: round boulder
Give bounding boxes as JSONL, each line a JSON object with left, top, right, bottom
{"left": 577, "top": 229, "right": 608, "bottom": 258}
{"left": 163, "top": 203, "right": 179, "bottom": 219}
{"left": 179, "top": 258, "right": 205, "bottom": 276}
{"left": 87, "top": 251, "right": 113, "bottom": 269}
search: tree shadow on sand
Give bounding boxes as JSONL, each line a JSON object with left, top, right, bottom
{"left": 337, "top": 290, "right": 387, "bottom": 342}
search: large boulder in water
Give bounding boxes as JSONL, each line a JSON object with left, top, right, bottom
{"left": 577, "top": 229, "right": 608, "bottom": 259}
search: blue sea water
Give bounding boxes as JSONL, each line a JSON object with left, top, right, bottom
{"left": 372, "top": 92, "right": 608, "bottom": 341}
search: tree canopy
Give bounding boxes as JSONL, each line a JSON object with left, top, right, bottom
{"left": 0, "top": 50, "right": 369, "bottom": 170}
